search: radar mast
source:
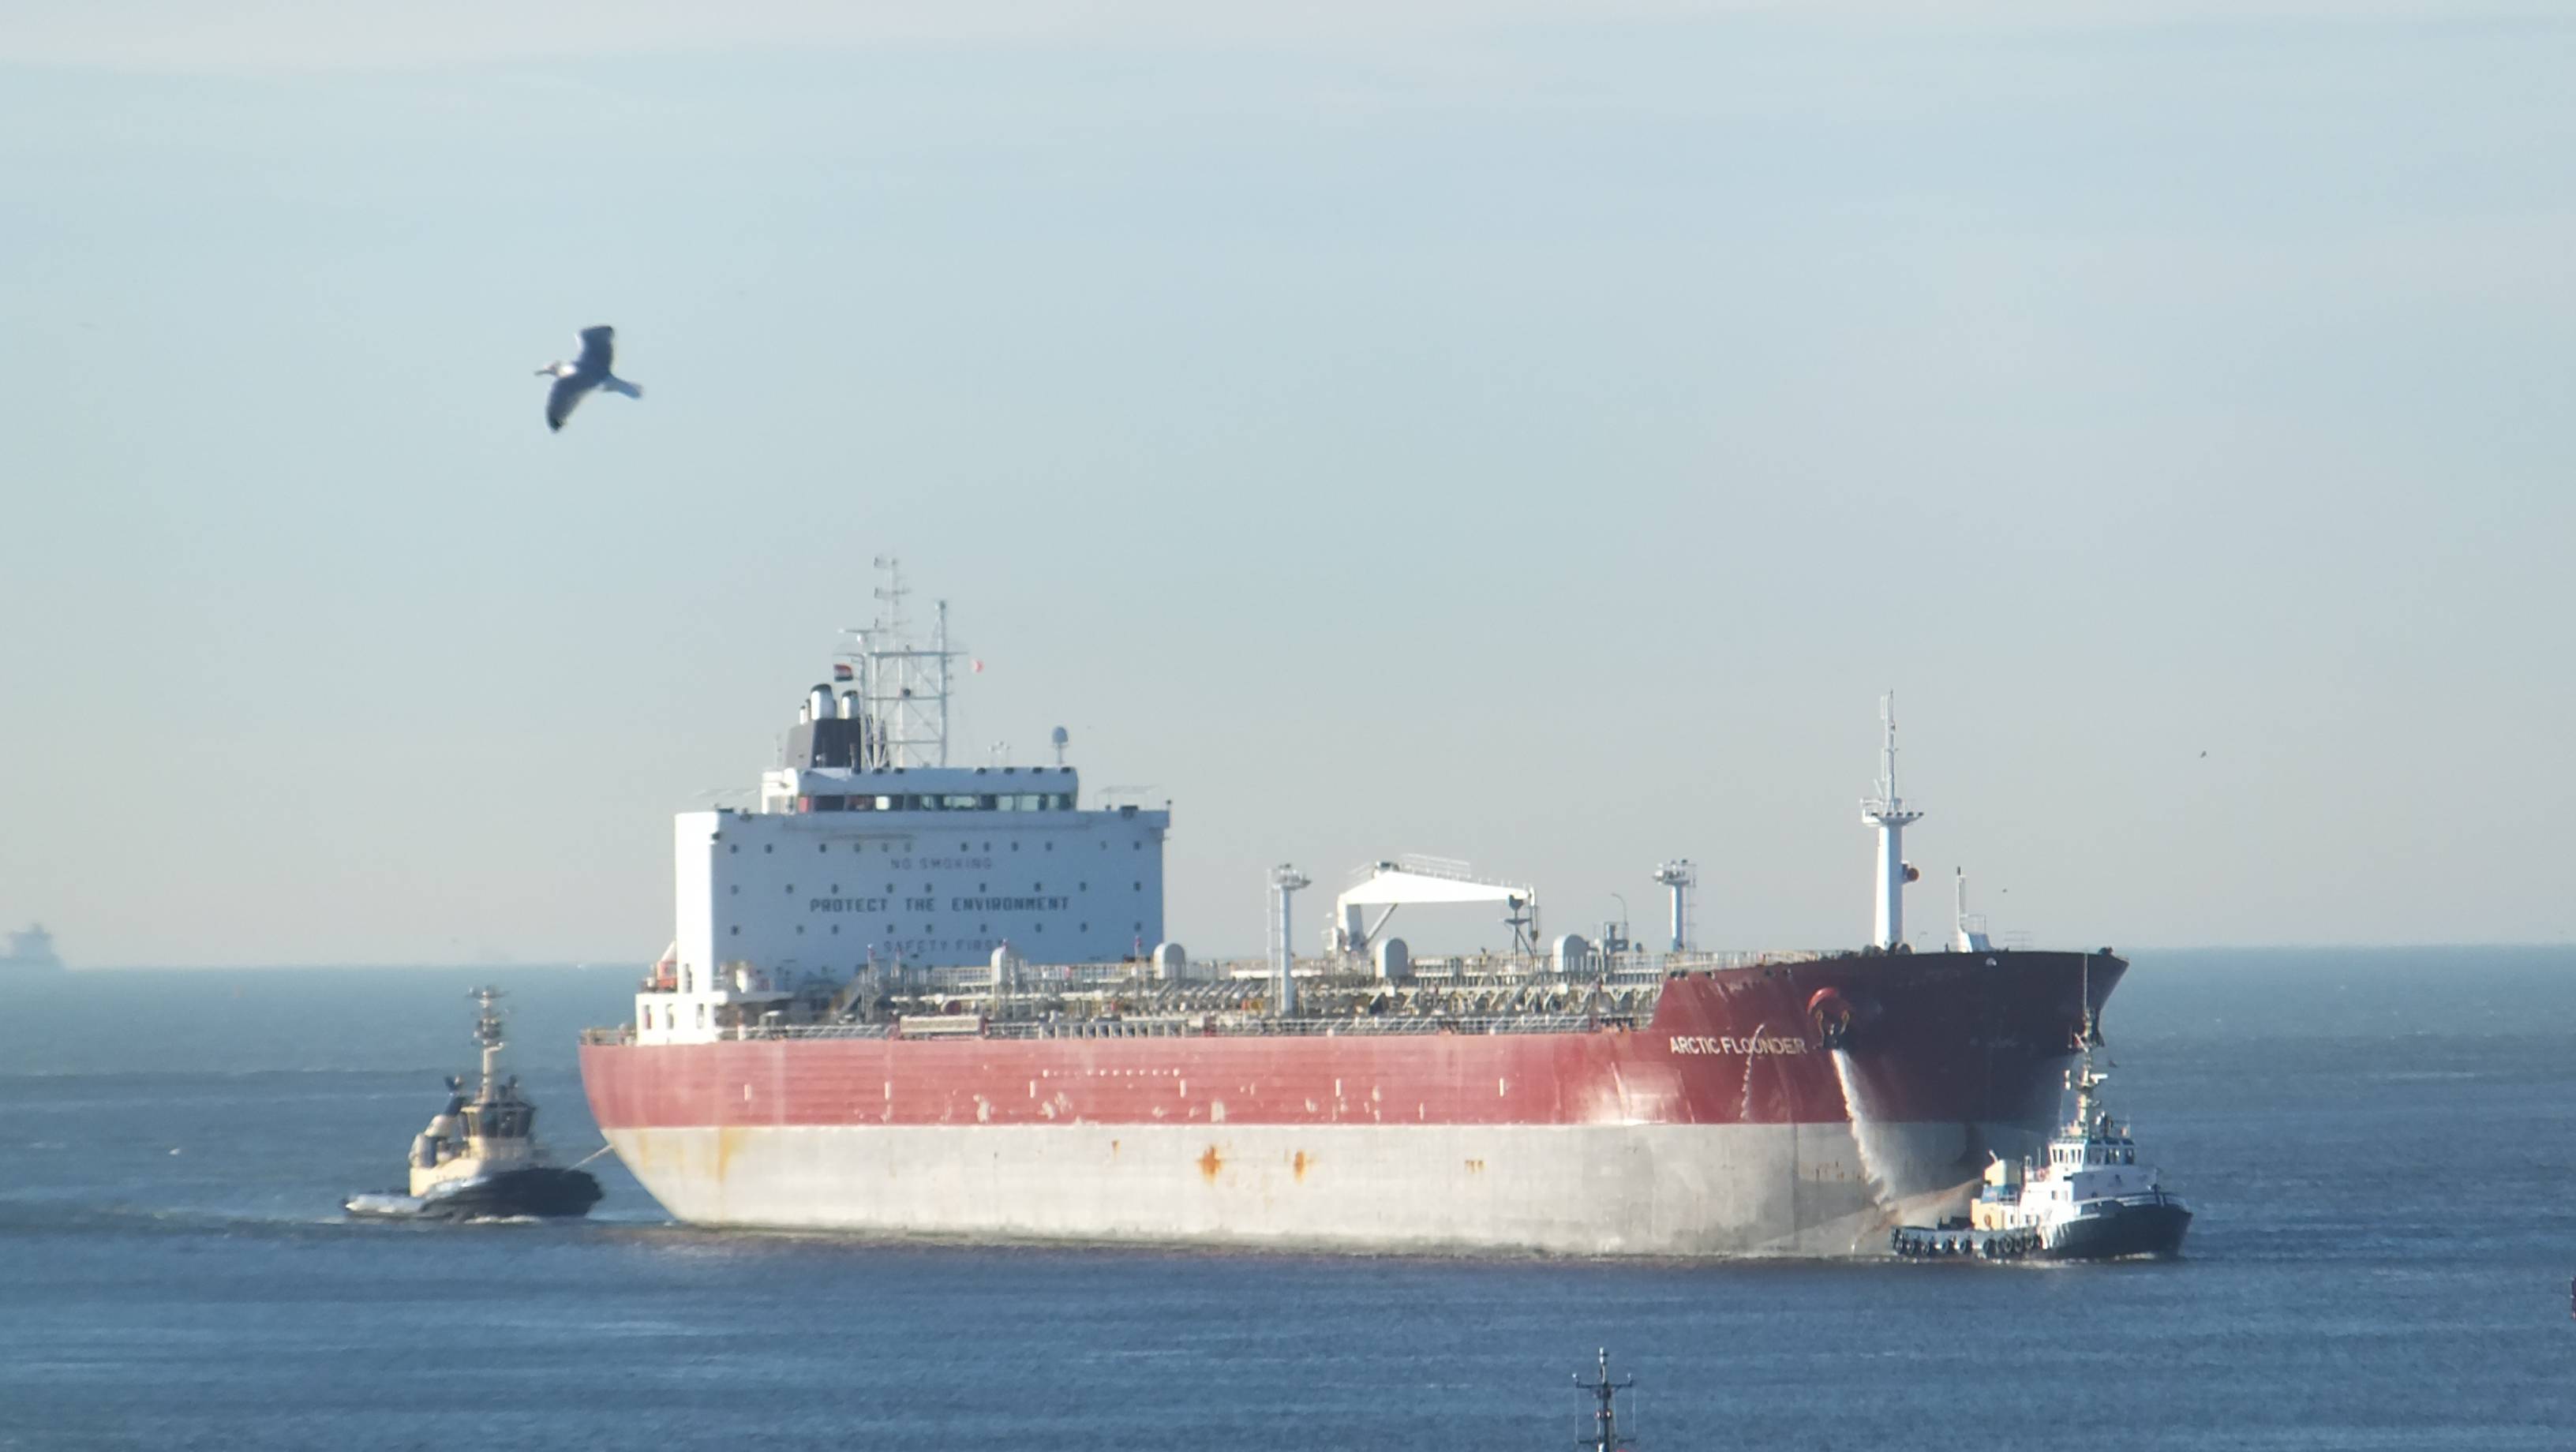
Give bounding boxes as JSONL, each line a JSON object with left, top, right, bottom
{"left": 838, "top": 556, "right": 964, "bottom": 768}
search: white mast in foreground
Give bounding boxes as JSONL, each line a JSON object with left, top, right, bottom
{"left": 1859, "top": 692, "right": 1923, "bottom": 950}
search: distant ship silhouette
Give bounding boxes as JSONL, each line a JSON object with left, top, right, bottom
{"left": 5, "top": 923, "right": 64, "bottom": 971}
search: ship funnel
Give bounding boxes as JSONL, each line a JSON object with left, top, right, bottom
{"left": 839, "top": 690, "right": 861, "bottom": 720}
{"left": 806, "top": 684, "right": 836, "bottom": 724}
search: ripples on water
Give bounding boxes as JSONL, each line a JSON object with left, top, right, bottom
{"left": 2, "top": 950, "right": 2572, "bottom": 1450}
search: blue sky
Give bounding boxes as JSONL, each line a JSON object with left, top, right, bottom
{"left": 4, "top": 5, "right": 2570, "bottom": 964}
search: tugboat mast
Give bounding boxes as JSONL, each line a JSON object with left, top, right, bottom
{"left": 472, "top": 986, "right": 507, "bottom": 1099}
{"left": 1572, "top": 1349, "right": 1635, "bottom": 1452}
{"left": 2069, "top": 957, "right": 2109, "bottom": 1134}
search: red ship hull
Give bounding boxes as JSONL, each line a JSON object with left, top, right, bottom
{"left": 582, "top": 949, "right": 2121, "bottom": 1256}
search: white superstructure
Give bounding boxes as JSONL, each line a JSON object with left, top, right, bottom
{"left": 637, "top": 569, "right": 1171, "bottom": 1046}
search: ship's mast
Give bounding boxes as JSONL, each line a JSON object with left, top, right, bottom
{"left": 1267, "top": 865, "right": 1310, "bottom": 1015}
{"left": 1651, "top": 860, "right": 1695, "bottom": 954}
{"left": 1953, "top": 867, "right": 1992, "bottom": 952}
{"left": 2069, "top": 956, "right": 2108, "bottom": 1134}
{"left": 1859, "top": 692, "right": 1923, "bottom": 950}
{"left": 1573, "top": 1349, "right": 1636, "bottom": 1452}
{"left": 844, "top": 556, "right": 964, "bottom": 769}
{"left": 934, "top": 599, "right": 951, "bottom": 769}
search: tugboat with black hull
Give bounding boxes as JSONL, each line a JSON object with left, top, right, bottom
{"left": 345, "top": 987, "right": 603, "bottom": 1222}
{"left": 1890, "top": 1009, "right": 2190, "bottom": 1263}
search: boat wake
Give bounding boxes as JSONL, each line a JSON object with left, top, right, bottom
{"left": 1829, "top": 1048, "right": 1902, "bottom": 1218}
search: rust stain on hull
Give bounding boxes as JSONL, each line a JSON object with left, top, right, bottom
{"left": 1197, "top": 1144, "right": 1224, "bottom": 1181}
{"left": 716, "top": 1125, "right": 750, "bottom": 1184}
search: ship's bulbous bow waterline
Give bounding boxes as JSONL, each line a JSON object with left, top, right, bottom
{"left": 582, "top": 951, "right": 2118, "bottom": 1258}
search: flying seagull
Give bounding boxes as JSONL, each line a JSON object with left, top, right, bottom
{"left": 536, "top": 325, "right": 642, "bottom": 432}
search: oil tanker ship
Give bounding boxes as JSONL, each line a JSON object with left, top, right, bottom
{"left": 580, "top": 567, "right": 2123, "bottom": 1256}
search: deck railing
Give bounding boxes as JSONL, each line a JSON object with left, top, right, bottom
{"left": 590, "top": 1011, "right": 1642, "bottom": 1046}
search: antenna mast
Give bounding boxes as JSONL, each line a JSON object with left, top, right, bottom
{"left": 847, "top": 556, "right": 964, "bottom": 769}
{"left": 934, "top": 597, "right": 951, "bottom": 768}
{"left": 1859, "top": 691, "right": 1924, "bottom": 951}
{"left": 470, "top": 986, "right": 506, "bottom": 1098}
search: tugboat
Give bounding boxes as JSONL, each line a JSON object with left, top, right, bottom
{"left": 344, "top": 987, "right": 603, "bottom": 1222}
{"left": 1889, "top": 1010, "right": 2190, "bottom": 1262}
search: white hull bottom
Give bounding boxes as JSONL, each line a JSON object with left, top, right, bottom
{"left": 608, "top": 1119, "right": 2047, "bottom": 1258}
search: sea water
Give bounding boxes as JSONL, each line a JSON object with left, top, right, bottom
{"left": 2, "top": 949, "right": 2571, "bottom": 1450}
